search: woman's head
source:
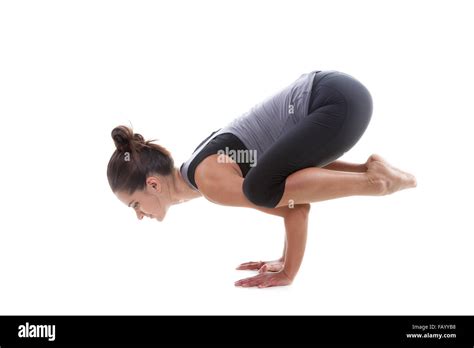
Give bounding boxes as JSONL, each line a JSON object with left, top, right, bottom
{"left": 107, "top": 125, "right": 175, "bottom": 221}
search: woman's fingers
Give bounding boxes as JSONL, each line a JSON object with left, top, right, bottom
{"left": 235, "top": 272, "right": 292, "bottom": 288}
{"left": 258, "top": 262, "right": 284, "bottom": 273}
{"left": 236, "top": 261, "right": 263, "bottom": 270}
{"left": 237, "top": 259, "right": 284, "bottom": 272}
{"left": 236, "top": 262, "right": 258, "bottom": 270}
{"left": 235, "top": 274, "right": 265, "bottom": 287}
{"left": 258, "top": 281, "right": 273, "bottom": 288}
{"left": 235, "top": 274, "right": 261, "bottom": 286}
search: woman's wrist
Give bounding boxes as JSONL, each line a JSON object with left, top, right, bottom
{"left": 281, "top": 268, "right": 295, "bottom": 282}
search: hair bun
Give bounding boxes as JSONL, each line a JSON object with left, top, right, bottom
{"left": 133, "top": 133, "right": 145, "bottom": 144}
{"left": 111, "top": 125, "right": 134, "bottom": 152}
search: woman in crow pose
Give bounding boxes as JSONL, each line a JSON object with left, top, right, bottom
{"left": 107, "top": 70, "right": 417, "bottom": 288}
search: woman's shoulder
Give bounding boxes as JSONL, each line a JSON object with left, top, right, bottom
{"left": 195, "top": 154, "right": 240, "bottom": 188}
{"left": 194, "top": 154, "right": 249, "bottom": 207}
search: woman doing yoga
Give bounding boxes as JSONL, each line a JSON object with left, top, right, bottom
{"left": 107, "top": 70, "right": 417, "bottom": 288}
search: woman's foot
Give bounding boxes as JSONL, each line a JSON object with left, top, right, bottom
{"left": 366, "top": 154, "right": 417, "bottom": 195}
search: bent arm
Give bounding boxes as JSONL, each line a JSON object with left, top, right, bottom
{"left": 197, "top": 162, "right": 311, "bottom": 278}
{"left": 197, "top": 164, "right": 295, "bottom": 260}
{"left": 195, "top": 163, "right": 287, "bottom": 213}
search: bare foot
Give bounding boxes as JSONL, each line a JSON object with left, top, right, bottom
{"left": 364, "top": 153, "right": 387, "bottom": 169}
{"left": 366, "top": 154, "right": 417, "bottom": 195}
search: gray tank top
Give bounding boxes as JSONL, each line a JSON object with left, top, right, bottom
{"left": 180, "top": 70, "right": 319, "bottom": 191}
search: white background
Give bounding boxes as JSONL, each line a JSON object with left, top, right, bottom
{"left": 0, "top": 0, "right": 473, "bottom": 315}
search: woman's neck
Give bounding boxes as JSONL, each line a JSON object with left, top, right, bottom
{"left": 170, "top": 167, "right": 203, "bottom": 204}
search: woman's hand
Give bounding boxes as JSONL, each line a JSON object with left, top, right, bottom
{"left": 236, "top": 258, "right": 284, "bottom": 273}
{"left": 234, "top": 270, "right": 293, "bottom": 288}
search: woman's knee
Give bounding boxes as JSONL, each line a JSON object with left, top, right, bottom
{"left": 242, "top": 174, "right": 281, "bottom": 208}
{"left": 293, "top": 203, "right": 311, "bottom": 217}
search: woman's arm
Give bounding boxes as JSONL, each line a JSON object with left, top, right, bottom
{"left": 234, "top": 204, "right": 309, "bottom": 287}
{"left": 195, "top": 158, "right": 271, "bottom": 209}
{"left": 196, "top": 159, "right": 310, "bottom": 286}
{"left": 281, "top": 204, "right": 309, "bottom": 281}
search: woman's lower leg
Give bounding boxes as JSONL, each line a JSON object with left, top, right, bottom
{"left": 275, "top": 168, "right": 380, "bottom": 208}
{"left": 322, "top": 159, "right": 366, "bottom": 173}
{"left": 275, "top": 157, "right": 417, "bottom": 208}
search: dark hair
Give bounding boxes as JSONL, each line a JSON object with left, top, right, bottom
{"left": 107, "top": 125, "right": 174, "bottom": 194}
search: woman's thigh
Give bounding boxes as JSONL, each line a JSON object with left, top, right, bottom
{"left": 242, "top": 71, "right": 373, "bottom": 208}
{"left": 272, "top": 70, "right": 373, "bottom": 170}
{"left": 307, "top": 71, "right": 373, "bottom": 158}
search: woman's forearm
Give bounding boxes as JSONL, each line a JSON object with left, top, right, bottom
{"left": 280, "top": 160, "right": 367, "bottom": 261}
{"left": 282, "top": 205, "right": 310, "bottom": 280}
{"left": 279, "top": 235, "right": 287, "bottom": 261}
{"left": 322, "top": 160, "right": 366, "bottom": 172}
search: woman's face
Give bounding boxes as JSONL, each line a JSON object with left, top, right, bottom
{"left": 115, "top": 176, "right": 170, "bottom": 222}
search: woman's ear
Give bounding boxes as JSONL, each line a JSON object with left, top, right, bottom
{"left": 146, "top": 176, "right": 161, "bottom": 193}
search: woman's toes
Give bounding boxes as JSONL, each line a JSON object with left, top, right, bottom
{"left": 405, "top": 173, "right": 417, "bottom": 188}
{"left": 370, "top": 154, "right": 386, "bottom": 163}
{"left": 367, "top": 157, "right": 417, "bottom": 195}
